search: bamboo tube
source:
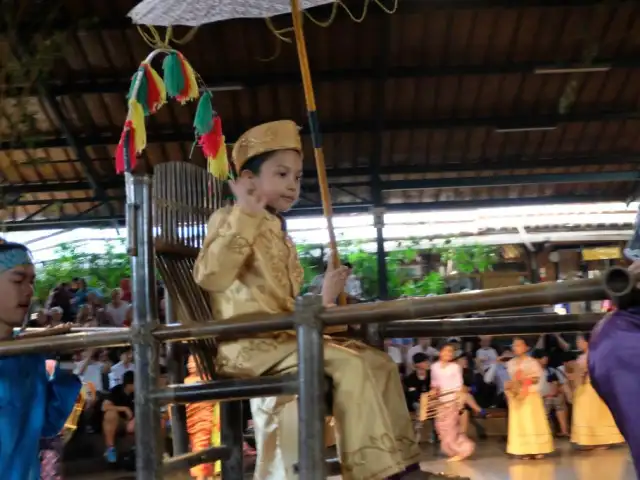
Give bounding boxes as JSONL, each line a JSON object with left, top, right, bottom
{"left": 0, "top": 277, "right": 609, "bottom": 357}
{"left": 319, "top": 278, "right": 606, "bottom": 325}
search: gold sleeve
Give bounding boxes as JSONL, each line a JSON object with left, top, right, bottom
{"left": 193, "top": 206, "right": 264, "bottom": 293}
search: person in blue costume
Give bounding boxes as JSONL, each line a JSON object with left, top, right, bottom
{"left": 0, "top": 240, "right": 82, "bottom": 479}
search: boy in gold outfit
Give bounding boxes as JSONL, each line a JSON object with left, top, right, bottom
{"left": 194, "top": 120, "right": 457, "bottom": 480}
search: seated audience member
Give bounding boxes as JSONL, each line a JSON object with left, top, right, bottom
{"left": 404, "top": 353, "right": 431, "bottom": 414}
{"left": 533, "top": 349, "right": 569, "bottom": 437}
{"left": 557, "top": 351, "right": 578, "bottom": 406}
{"left": 405, "top": 338, "right": 439, "bottom": 375}
{"left": 74, "top": 348, "right": 111, "bottom": 393}
{"left": 483, "top": 348, "right": 513, "bottom": 409}
{"left": 105, "top": 288, "right": 130, "bottom": 327}
{"left": 535, "top": 333, "right": 570, "bottom": 368}
{"left": 384, "top": 339, "right": 405, "bottom": 375}
{"left": 49, "top": 306, "right": 64, "bottom": 327}
{"left": 475, "top": 336, "right": 498, "bottom": 374}
{"left": 404, "top": 353, "right": 435, "bottom": 443}
{"left": 109, "top": 348, "right": 134, "bottom": 389}
{"left": 102, "top": 371, "right": 135, "bottom": 464}
{"left": 457, "top": 355, "right": 487, "bottom": 439}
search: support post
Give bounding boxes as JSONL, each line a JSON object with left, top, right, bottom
{"left": 127, "top": 173, "right": 162, "bottom": 479}
{"left": 295, "top": 296, "right": 326, "bottom": 479}
{"left": 363, "top": 322, "right": 385, "bottom": 351}
{"left": 164, "top": 289, "right": 189, "bottom": 456}
{"left": 220, "top": 400, "right": 244, "bottom": 479}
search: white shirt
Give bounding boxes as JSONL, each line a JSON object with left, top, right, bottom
{"left": 483, "top": 362, "right": 510, "bottom": 395}
{"left": 109, "top": 361, "right": 134, "bottom": 389}
{"left": 386, "top": 345, "right": 403, "bottom": 364}
{"left": 106, "top": 302, "right": 131, "bottom": 327}
{"left": 475, "top": 347, "right": 498, "bottom": 373}
{"left": 74, "top": 361, "right": 107, "bottom": 392}
{"left": 405, "top": 345, "right": 439, "bottom": 373}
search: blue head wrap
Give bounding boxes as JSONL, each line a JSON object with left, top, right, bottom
{"left": 0, "top": 240, "right": 33, "bottom": 275}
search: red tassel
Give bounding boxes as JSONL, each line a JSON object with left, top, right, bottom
{"left": 176, "top": 53, "right": 191, "bottom": 102}
{"left": 199, "top": 116, "right": 223, "bottom": 158}
{"left": 143, "top": 64, "right": 162, "bottom": 114}
{"left": 115, "top": 121, "right": 137, "bottom": 174}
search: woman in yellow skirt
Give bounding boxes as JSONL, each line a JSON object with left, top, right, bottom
{"left": 505, "top": 337, "right": 554, "bottom": 459}
{"left": 571, "top": 333, "right": 624, "bottom": 450}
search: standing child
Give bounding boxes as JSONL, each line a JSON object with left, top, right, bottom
{"left": 505, "top": 337, "right": 554, "bottom": 459}
{"left": 571, "top": 333, "right": 624, "bottom": 450}
{"left": 430, "top": 344, "right": 475, "bottom": 462}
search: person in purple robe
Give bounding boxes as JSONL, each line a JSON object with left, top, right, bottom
{"left": 588, "top": 260, "right": 640, "bottom": 474}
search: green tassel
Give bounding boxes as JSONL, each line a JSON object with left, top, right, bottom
{"left": 163, "top": 52, "right": 185, "bottom": 98}
{"left": 194, "top": 92, "right": 213, "bottom": 135}
{"left": 126, "top": 67, "right": 150, "bottom": 115}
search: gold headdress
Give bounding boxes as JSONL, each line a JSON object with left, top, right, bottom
{"left": 231, "top": 120, "right": 302, "bottom": 173}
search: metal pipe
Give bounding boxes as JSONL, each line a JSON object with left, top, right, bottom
{"left": 604, "top": 267, "right": 640, "bottom": 309}
{"left": 0, "top": 277, "right": 612, "bottom": 357}
{"left": 383, "top": 313, "right": 603, "bottom": 338}
{"left": 164, "top": 289, "right": 189, "bottom": 456}
{"left": 163, "top": 446, "right": 231, "bottom": 474}
{"left": 152, "top": 374, "right": 299, "bottom": 405}
{"left": 319, "top": 278, "right": 606, "bottom": 325}
{"left": 129, "top": 174, "right": 163, "bottom": 479}
{"left": 220, "top": 401, "right": 244, "bottom": 480}
{"left": 295, "top": 297, "right": 326, "bottom": 479}
{"left": 0, "top": 315, "right": 294, "bottom": 356}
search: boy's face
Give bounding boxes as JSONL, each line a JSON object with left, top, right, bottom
{"left": 246, "top": 149, "right": 303, "bottom": 212}
{"left": 0, "top": 263, "right": 35, "bottom": 329}
{"left": 415, "top": 360, "right": 429, "bottom": 372}
{"left": 538, "top": 356, "right": 549, "bottom": 367}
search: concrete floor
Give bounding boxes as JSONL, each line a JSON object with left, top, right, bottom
{"left": 68, "top": 439, "right": 635, "bottom": 479}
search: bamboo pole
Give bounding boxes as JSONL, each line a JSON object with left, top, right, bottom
{"left": 0, "top": 277, "right": 608, "bottom": 356}
{"left": 289, "top": 0, "right": 346, "bottom": 306}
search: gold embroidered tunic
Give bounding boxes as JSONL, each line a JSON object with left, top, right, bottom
{"left": 193, "top": 205, "right": 420, "bottom": 480}
{"left": 194, "top": 205, "right": 304, "bottom": 320}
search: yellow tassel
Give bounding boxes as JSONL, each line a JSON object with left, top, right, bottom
{"left": 208, "top": 138, "right": 229, "bottom": 179}
{"left": 182, "top": 56, "right": 200, "bottom": 103}
{"left": 128, "top": 99, "right": 147, "bottom": 154}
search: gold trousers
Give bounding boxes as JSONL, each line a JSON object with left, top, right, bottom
{"left": 216, "top": 335, "right": 421, "bottom": 480}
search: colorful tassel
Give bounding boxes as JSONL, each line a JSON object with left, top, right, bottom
{"left": 208, "top": 137, "right": 229, "bottom": 179}
{"left": 127, "top": 67, "right": 150, "bottom": 115}
{"left": 142, "top": 62, "right": 166, "bottom": 114}
{"left": 176, "top": 52, "right": 199, "bottom": 104}
{"left": 194, "top": 92, "right": 213, "bottom": 136}
{"left": 115, "top": 121, "right": 137, "bottom": 174}
{"left": 128, "top": 99, "right": 147, "bottom": 155}
{"left": 162, "top": 52, "right": 185, "bottom": 98}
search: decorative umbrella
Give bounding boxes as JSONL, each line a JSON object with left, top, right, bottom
{"left": 118, "top": 0, "right": 397, "bottom": 305}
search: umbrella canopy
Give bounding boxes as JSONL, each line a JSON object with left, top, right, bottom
{"left": 128, "top": 0, "right": 334, "bottom": 26}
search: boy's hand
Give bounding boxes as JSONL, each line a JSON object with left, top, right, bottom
{"left": 229, "top": 178, "right": 267, "bottom": 216}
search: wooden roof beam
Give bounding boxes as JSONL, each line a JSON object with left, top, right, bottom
{"left": 2, "top": 110, "right": 638, "bottom": 152}
{"left": 1, "top": 194, "right": 625, "bottom": 232}
{"left": 5, "top": 33, "right": 118, "bottom": 222}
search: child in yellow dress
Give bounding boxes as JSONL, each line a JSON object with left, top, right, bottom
{"left": 193, "top": 120, "right": 431, "bottom": 480}
{"left": 505, "top": 337, "right": 554, "bottom": 459}
{"left": 571, "top": 333, "right": 624, "bottom": 450}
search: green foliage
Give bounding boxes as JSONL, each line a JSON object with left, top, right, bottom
{"left": 436, "top": 240, "right": 499, "bottom": 275}
{"left": 34, "top": 241, "right": 130, "bottom": 302}
{"left": 297, "top": 239, "right": 499, "bottom": 300}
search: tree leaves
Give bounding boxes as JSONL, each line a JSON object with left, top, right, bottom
{"left": 34, "top": 240, "right": 131, "bottom": 302}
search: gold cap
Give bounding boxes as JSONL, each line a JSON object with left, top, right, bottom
{"left": 232, "top": 120, "right": 302, "bottom": 172}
